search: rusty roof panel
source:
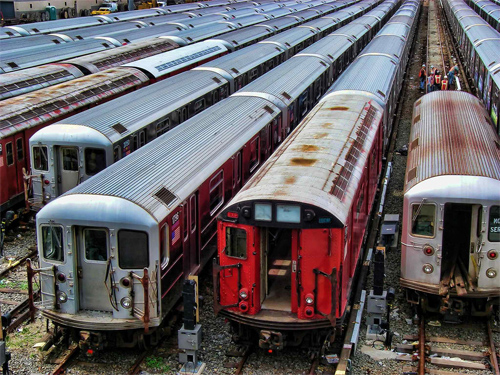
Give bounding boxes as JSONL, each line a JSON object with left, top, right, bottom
{"left": 230, "top": 93, "right": 384, "bottom": 225}
{"left": 405, "top": 91, "right": 500, "bottom": 193}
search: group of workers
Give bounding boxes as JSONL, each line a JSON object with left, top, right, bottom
{"left": 418, "top": 63, "right": 459, "bottom": 92}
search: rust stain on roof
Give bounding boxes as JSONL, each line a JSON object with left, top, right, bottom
{"left": 299, "top": 144, "right": 319, "bottom": 152}
{"left": 313, "top": 132, "right": 328, "bottom": 139}
{"left": 322, "top": 122, "right": 333, "bottom": 128}
{"left": 290, "top": 157, "right": 316, "bottom": 166}
{"left": 285, "top": 176, "right": 296, "bottom": 184}
{"left": 329, "top": 106, "right": 349, "bottom": 111}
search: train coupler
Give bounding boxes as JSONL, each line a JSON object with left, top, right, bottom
{"left": 259, "top": 330, "right": 284, "bottom": 351}
{"left": 79, "top": 331, "right": 104, "bottom": 354}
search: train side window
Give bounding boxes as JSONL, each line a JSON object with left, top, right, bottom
{"left": 85, "top": 148, "right": 106, "bottom": 176}
{"left": 16, "top": 138, "right": 23, "bottom": 160}
{"left": 225, "top": 226, "right": 247, "bottom": 259}
{"left": 32, "top": 146, "right": 48, "bottom": 171}
{"left": 249, "top": 137, "right": 260, "bottom": 172}
{"left": 118, "top": 230, "right": 149, "bottom": 269}
{"left": 139, "top": 131, "right": 146, "bottom": 147}
{"left": 133, "top": 135, "right": 138, "bottom": 151}
{"left": 41, "top": 225, "right": 63, "bottom": 262}
{"left": 194, "top": 98, "right": 205, "bottom": 114}
{"left": 213, "top": 90, "right": 219, "bottom": 104}
{"left": 156, "top": 119, "right": 170, "bottom": 137}
{"left": 249, "top": 68, "right": 258, "bottom": 82}
{"left": 6, "top": 143, "right": 13, "bottom": 166}
{"left": 209, "top": 171, "right": 224, "bottom": 215}
{"left": 233, "top": 152, "right": 241, "bottom": 187}
{"left": 488, "top": 206, "right": 500, "bottom": 242}
{"left": 84, "top": 228, "right": 107, "bottom": 262}
{"left": 161, "top": 224, "right": 169, "bottom": 268}
{"left": 411, "top": 203, "right": 436, "bottom": 237}
{"left": 190, "top": 195, "right": 196, "bottom": 232}
{"left": 183, "top": 205, "right": 189, "bottom": 241}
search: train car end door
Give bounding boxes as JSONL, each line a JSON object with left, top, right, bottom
{"left": 56, "top": 146, "right": 80, "bottom": 195}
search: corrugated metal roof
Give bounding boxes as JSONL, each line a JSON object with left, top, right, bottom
{"left": 0, "top": 67, "right": 149, "bottom": 138}
{"left": 59, "top": 21, "right": 148, "bottom": 41}
{"left": 299, "top": 34, "right": 352, "bottom": 61}
{"left": 0, "top": 64, "right": 84, "bottom": 100}
{"left": 236, "top": 56, "right": 327, "bottom": 105}
{"left": 228, "top": 94, "right": 384, "bottom": 225}
{"left": 4, "top": 17, "right": 109, "bottom": 36}
{"left": 51, "top": 69, "right": 226, "bottom": 142}
{"left": 0, "top": 39, "right": 115, "bottom": 73}
{"left": 405, "top": 91, "right": 500, "bottom": 193}
{"left": 360, "top": 35, "right": 406, "bottom": 59}
{"left": 327, "top": 54, "right": 398, "bottom": 106}
{"left": 0, "top": 34, "right": 67, "bottom": 52}
{"left": 197, "top": 43, "right": 283, "bottom": 77}
{"left": 66, "top": 96, "right": 279, "bottom": 221}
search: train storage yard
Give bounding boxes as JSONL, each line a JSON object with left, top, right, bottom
{"left": 0, "top": 0, "right": 499, "bottom": 373}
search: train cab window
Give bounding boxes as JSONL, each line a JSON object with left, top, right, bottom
{"left": 225, "top": 226, "right": 247, "bottom": 259}
{"left": 85, "top": 148, "right": 106, "bottom": 176}
{"left": 32, "top": 146, "right": 48, "bottom": 171}
{"left": 5, "top": 143, "right": 13, "bottom": 166}
{"left": 488, "top": 206, "right": 500, "bottom": 242}
{"left": 118, "top": 230, "right": 149, "bottom": 269}
{"left": 249, "top": 137, "right": 260, "bottom": 172}
{"left": 133, "top": 135, "right": 138, "bottom": 151}
{"left": 62, "top": 148, "right": 78, "bottom": 171}
{"left": 84, "top": 228, "right": 107, "bottom": 262}
{"left": 161, "top": 224, "right": 169, "bottom": 268}
{"left": 411, "top": 203, "right": 436, "bottom": 237}
{"left": 41, "top": 226, "right": 63, "bottom": 262}
{"left": 209, "top": 171, "right": 224, "bottom": 214}
{"left": 16, "top": 138, "right": 23, "bottom": 160}
{"left": 213, "top": 90, "right": 220, "bottom": 104}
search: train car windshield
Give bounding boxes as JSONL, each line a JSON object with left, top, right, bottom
{"left": 488, "top": 206, "right": 500, "bottom": 242}
{"left": 32, "top": 146, "right": 48, "bottom": 171}
{"left": 84, "top": 229, "right": 108, "bottom": 262}
{"left": 225, "top": 227, "right": 247, "bottom": 259}
{"left": 118, "top": 230, "right": 149, "bottom": 269}
{"left": 85, "top": 148, "right": 106, "bottom": 176}
{"left": 411, "top": 203, "right": 435, "bottom": 237}
{"left": 41, "top": 225, "right": 64, "bottom": 262}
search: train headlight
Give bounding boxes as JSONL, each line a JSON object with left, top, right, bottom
{"left": 57, "top": 291, "right": 68, "bottom": 303}
{"left": 487, "top": 250, "right": 498, "bottom": 260}
{"left": 121, "top": 297, "right": 132, "bottom": 309}
{"left": 422, "top": 264, "right": 434, "bottom": 274}
{"left": 423, "top": 245, "right": 434, "bottom": 256}
{"left": 305, "top": 293, "right": 314, "bottom": 305}
{"left": 239, "top": 288, "right": 248, "bottom": 300}
{"left": 44, "top": 193, "right": 51, "bottom": 200}
{"left": 486, "top": 268, "right": 497, "bottom": 278}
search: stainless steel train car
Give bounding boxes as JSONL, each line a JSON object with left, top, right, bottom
{"left": 0, "top": 0, "right": 356, "bottom": 216}
{"left": 214, "top": 0, "right": 420, "bottom": 351}
{"left": 464, "top": 0, "right": 500, "bottom": 30}
{"left": 27, "top": 0, "right": 400, "bottom": 349}
{"left": 401, "top": 91, "right": 500, "bottom": 316}
{"left": 25, "top": 0, "right": 384, "bottom": 211}
{"left": 442, "top": 0, "right": 500, "bottom": 133}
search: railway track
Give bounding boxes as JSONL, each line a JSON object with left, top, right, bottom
{"left": 399, "top": 315, "right": 500, "bottom": 374}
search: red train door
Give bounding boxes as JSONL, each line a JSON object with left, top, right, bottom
{"left": 14, "top": 136, "right": 26, "bottom": 199}
{"left": 293, "top": 229, "right": 339, "bottom": 321}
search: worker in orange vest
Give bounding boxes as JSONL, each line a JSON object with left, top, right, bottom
{"left": 434, "top": 69, "right": 442, "bottom": 91}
